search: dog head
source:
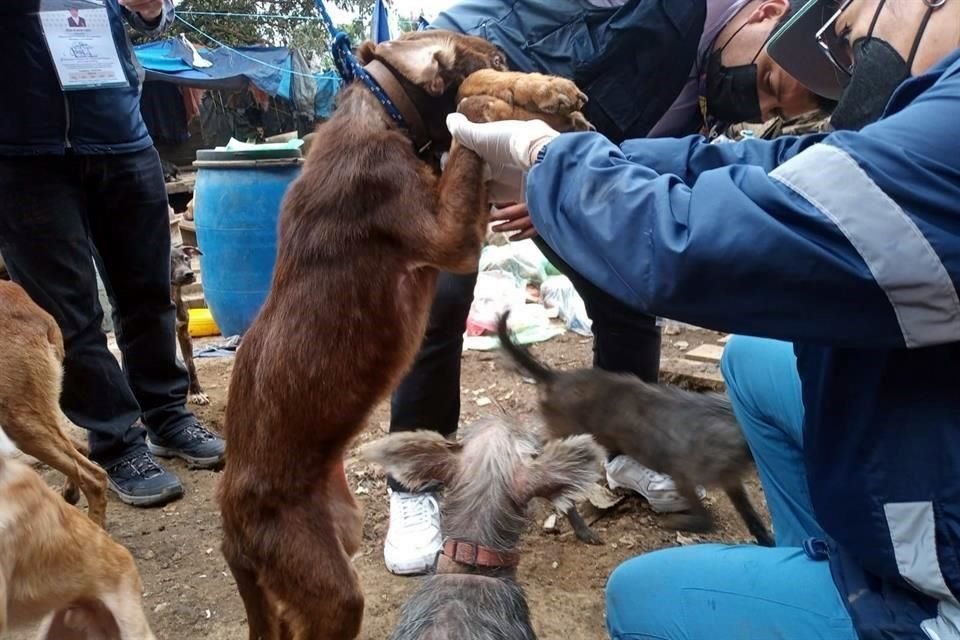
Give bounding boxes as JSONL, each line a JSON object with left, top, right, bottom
{"left": 358, "top": 30, "right": 506, "bottom": 98}
{"left": 170, "top": 245, "right": 202, "bottom": 288}
{"left": 357, "top": 30, "right": 507, "bottom": 145}
{"left": 362, "top": 417, "right": 602, "bottom": 551}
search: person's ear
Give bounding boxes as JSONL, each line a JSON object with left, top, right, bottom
{"left": 748, "top": 0, "right": 791, "bottom": 25}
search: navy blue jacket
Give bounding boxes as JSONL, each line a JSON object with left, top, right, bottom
{"left": 0, "top": 0, "right": 173, "bottom": 155}
{"left": 526, "top": 49, "right": 960, "bottom": 640}
{"left": 431, "top": 0, "right": 707, "bottom": 143}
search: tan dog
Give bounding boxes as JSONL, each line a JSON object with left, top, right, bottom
{"left": 0, "top": 429, "right": 154, "bottom": 639}
{"left": 0, "top": 280, "right": 108, "bottom": 526}
{"left": 218, "top": 30, "right": 590, "bottom": 640}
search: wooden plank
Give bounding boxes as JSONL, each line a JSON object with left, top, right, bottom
{"left": 659, "top": 357, "right": 725, "bottom": 392}
{"left": 165, "top": 171, "right": 197, "bottom": 195}
{"left": 684, "top": 344, "right": 725, "bottom": 363}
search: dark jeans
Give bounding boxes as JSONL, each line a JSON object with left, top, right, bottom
{"left": 0, "top": 148, "right": 193, "bottom": 467}
{"left": 388, "top": 236, "right": 661, "bottom": 489}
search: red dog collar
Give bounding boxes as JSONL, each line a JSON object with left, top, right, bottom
{"left": 441, "top": 539, "right": 520, "bottom": 569}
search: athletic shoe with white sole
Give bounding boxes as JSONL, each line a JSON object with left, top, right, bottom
{"left": 384, "top": 489, "right": 442, "bottom": 576}
{"left": 605, "top": 455, "right": 706, "bottom": 513}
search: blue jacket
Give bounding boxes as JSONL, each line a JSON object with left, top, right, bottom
{"left": 431, "top": 0, "right": 707, "bottom": 142}
{"left": 527, "top": 49, "right": 960, "bottom": 640}
{"left": 0, "top": 0, "right": 173, "bottom": 155}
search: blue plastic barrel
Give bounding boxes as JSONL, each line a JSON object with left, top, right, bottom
{"left": 192, "top": 148, "right": 303, "bottom": 337}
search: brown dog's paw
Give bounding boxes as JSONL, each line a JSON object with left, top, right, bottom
{"left": 515, "top": 75, "right": 588, "bottom": 115}
{"left": 190, "top": 391, "right": 211, "bottom": 406}
{"left": 457, "top": 95, "right": 516, "bottom": 124}
{"left": 568, "top": 111, "right": 595, "bottom": 132}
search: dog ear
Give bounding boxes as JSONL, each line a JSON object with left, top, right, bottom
{"left": 361, "top": 431, "right": 462, "bottom": 488}
{"left": 524, "top": 435, "right": 603, "bottom": 511}
{"left": 370, "top": 36, "right": 455, "bottom": 96}
{"left": 356, "top": 40, "right": 376, "bottom": 65}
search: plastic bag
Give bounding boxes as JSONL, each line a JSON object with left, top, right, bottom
{"left": 540, "top": 275, "right": 592, "bottom": 336}
{"left": 478, "top": 239, "right": 551, "bottom": 286}
{"left": 465, "top": 270, "right": 527, "bottom": 336}
{"left": 463, "top": 302, "right": 564, "bottom": 351}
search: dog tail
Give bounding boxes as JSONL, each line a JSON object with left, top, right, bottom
{"left": 497, "top": 311, "right": 556, "bottom": 384}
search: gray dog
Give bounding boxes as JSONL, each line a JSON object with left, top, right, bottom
{"left": 497, "top": 312, "right": 773, "bottom": 547}
{"left": 363, "top": 416, "right": 603, "bottom": 639}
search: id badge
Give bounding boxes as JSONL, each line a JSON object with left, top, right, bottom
{"left": 39, "top": 0, "right": 130, "bottom": 91}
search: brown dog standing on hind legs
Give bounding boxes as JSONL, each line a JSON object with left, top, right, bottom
{"left": 497, "top": 311, "right": 774, "bottom": 547}
{"left": 218, "top": 30, "right": 592, "bottom": 640}
{"left": 0, "top": 280, "right": 108, "bottom": 527}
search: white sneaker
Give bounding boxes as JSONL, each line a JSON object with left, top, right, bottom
{"left": 605, "top": 456, "right": 706, "bottom": 513}
{"left": 384, "top": 489, "right": 442, "bottom": 576}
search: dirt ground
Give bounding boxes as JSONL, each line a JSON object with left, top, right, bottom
{"left": 17, "top": 325, "right": 769, "bottom": 640}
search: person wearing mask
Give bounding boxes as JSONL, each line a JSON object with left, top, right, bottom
{"left": 0, "top": 0, "right": 225, "bottom": 507}
{"left": 445, "top": 0, "right": 960, "bottom": 636}
{"left": 383, "top": 0, "right": 833, "bottom": 577}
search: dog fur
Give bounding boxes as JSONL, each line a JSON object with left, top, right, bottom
{"left": 0, "top": 437, "right": 154, "bottom": 639}
{"left": 497, "top": 312, "right": 774, "bottom": 547}
{"left": 218, "top": 30, "right": 594, "bottom": 639}
{"left": 170, "top": 244, "right": 208, "bottom": 405}
{"left": 0, "top": 280, "right": 108, "bottom": 527}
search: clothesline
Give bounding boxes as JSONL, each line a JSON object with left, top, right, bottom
{"left": 174, "top": 15, "right": 329, "bottom": 80}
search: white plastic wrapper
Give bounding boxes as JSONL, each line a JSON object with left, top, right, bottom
{"left": 540, "top": 275, "right": 592, "bottom": 336}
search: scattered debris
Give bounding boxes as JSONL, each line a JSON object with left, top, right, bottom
{"left": 684, "top": 344, "right": 725, "bottom": 363}
{"left": 551, "top": 561, "right": 559, "bottom": 570}
{"left": 584, "top": 483, "right": 623, "bottom": 511}
{"left": 543, "top": 513, "right": 559, "bottom": 533}
{"left": 674, "top": 340, "right": 689, "bottom": 350}
{"left": 475, "top": 397, "right": 492, "bottom": 407}
{"left": 675, "top": 532, "right": 698, "bottom": 546}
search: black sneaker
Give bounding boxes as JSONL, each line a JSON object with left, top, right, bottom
{"left": 147, "top": 422, "right": 225, "bottom": 469}
{"left": 106, "top": 452, "right": 184, "bottom": 507}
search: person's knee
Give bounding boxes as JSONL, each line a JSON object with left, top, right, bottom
{"left": 606, "top": 548, "right": 699, "bottom": 639}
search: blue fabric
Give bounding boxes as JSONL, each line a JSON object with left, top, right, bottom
{"left": 135, "top": 40, "right": 294, "bottom": 96}
{"left": 606, "top": 545, "right": 857, "bottom": 640}
{"left": 431, "top": 0, "right": 707, "bottom": 142}
{"left": 134, "top": 39, "right": 341, "bottom": 119}
{"left": 720, "top": 337, "right": 822, "bottom": 546}
{"left": 605, "top": 336, "right": 857, "bottom": 640}
{"left": 0, "top": 0, "right": 173, "bottom": 155}
{"left": 371, "top": 0, "right": 391, "bottom": 43}
{"left": 528, "top": 49, "right": 960, "bottom": 640}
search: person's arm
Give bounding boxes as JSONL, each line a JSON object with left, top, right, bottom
{"left": 526, "top": 75, "right": 960, "bottom": 349}
{"left": 121, "top": 0, "right": 174, "bottom": 36}
{"left": 617, "top": 131, "right": 825, "bottom": 185}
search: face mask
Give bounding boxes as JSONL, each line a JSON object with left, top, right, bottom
{"left": 830, "top": 0, "right": 937, "bottom": 131}
{"left": 704, "top": 21, "right": 764, "bottom": 124}
{"left": 829, "top": 38, "right": 909, "bottom": 130}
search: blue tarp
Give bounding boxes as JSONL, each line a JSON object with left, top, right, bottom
{"left": 371, "top": 0, "right": 391, "bottom": 44}
{"left": 134, "top": 39, "right": 341, "bottom": 119}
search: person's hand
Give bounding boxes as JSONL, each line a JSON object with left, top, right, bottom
{"left": 446, "top": 113, "right": 560, "bottom": 171}
{"left": 491, "top": 203, "right": 537, "bottom": 241}
{"left": 119, "top": 0, "right": 163, "bottom": 21}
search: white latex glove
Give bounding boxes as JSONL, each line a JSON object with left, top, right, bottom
{"left": 447, "top": 113, "right": 560, "bottom": 205}
{"left": 446, "top": 113, "right": 560, "bottom": 171}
